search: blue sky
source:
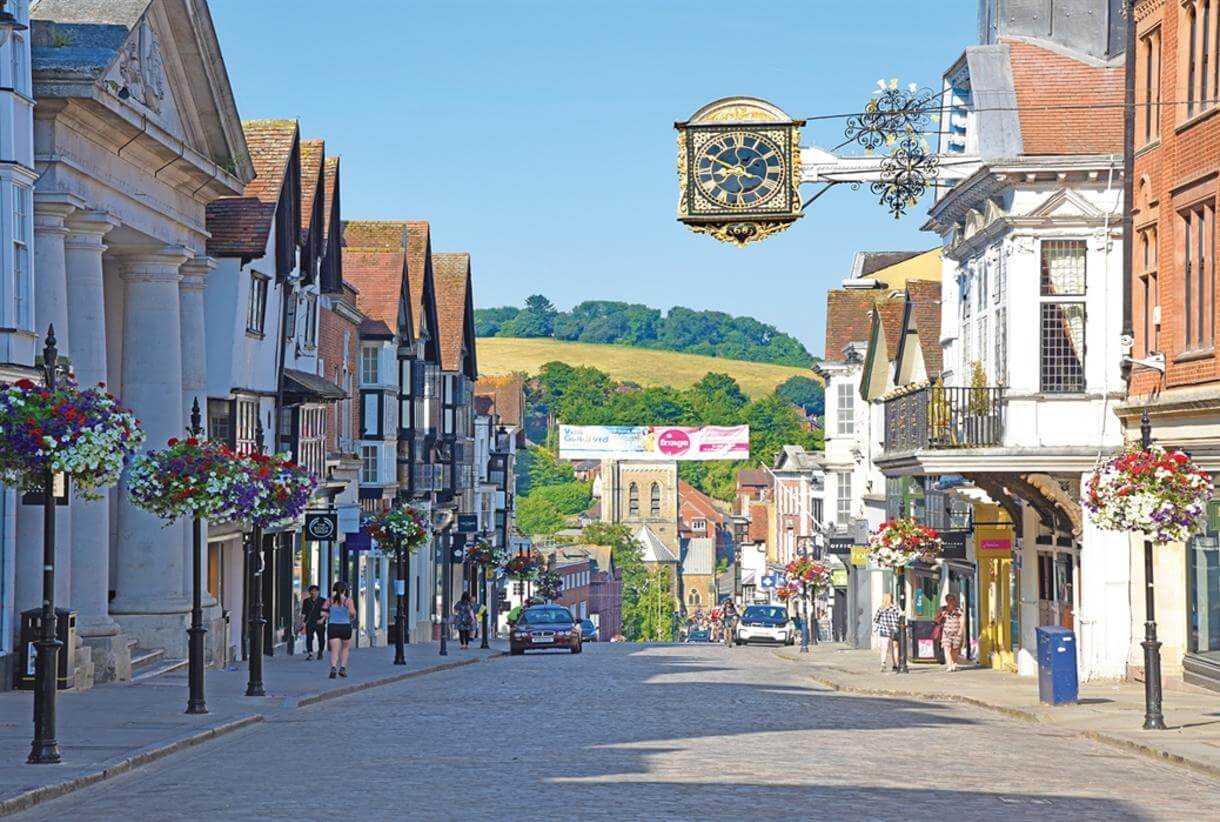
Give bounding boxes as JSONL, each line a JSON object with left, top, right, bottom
{"left": 209, "top": 1, "right": 976, "bottom": 356}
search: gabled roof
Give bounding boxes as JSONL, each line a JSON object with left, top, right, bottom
{"left": 736, "top": 469, "right": 771, "bottom": 489}
{"left": 341, "top": 246, "right": 412, "bottom": 341}
{"left": 433, "top": 252, "right": 477, "bottom": 378}
{"left": 903, "top": 279, "right": 943, "bottom": 377}
{"left": 343, "top": 220, "right": 436, "bottom": 349}
{"left": 322, "top": 157, "right": 340, "bottom": 242}
{"left": 824, "top": 290, "right": 885, "bottom": 361}
{"left": 474, "top": 375, "right": 525, "bottom": 427}
{"left": 681, "top": 537, "right": 716, "bottom": 576}
{"left": 299, "top": 139, "right": 325, "bottom": 244}
{"left": 748, "top": 503, "right": 769, "bottom": 542}
{"left": 206, "top": 119, "right": 299, "bottom": 258}
{"left": 774, "top": 445, "right": 821, "bottom": 472}
{"left": 636, "top": 525, "right": 678, "bottom": 564}
{"left": 860, "top": 297, "right": 906, "bottom": 401}
{"left": 679, "top": 481, "right": 724, "bottom": 524}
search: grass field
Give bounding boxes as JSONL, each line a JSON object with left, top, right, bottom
{"left": 475, "top": 337, "right": 817, "bottom": 397}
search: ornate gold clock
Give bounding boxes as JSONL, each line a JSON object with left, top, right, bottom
{"left": 676, "top": 97, "right": 804, "bottom": 247}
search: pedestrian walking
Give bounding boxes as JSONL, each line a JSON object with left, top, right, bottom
{"left": 874, "top": 593, "right": 901, "bottom": 673}
{"left": 323, "top": 582, "right": 356, "bottom": 679}
{"left": 454, "top": 592, "right": 477, "bottom": 649}
{"left": 301, "top": 584, "right": 327, "bottom": 661}
{"left": 935, "top": 593, "right": 966, "bottom": 672}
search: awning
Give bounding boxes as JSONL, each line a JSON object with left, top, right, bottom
{"left": 283, "top": 368, "right": 346, "bottom": 401}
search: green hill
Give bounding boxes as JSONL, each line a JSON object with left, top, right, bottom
{"left": 475, "top": 337, "right": 816, "bottom": 398}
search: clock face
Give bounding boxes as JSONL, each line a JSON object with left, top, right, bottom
{"left": 694, "top": 132, "right": 785, "bottom": 209}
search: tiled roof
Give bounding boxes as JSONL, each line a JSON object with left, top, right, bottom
{"left": 681, "top": 537, "right": 716, "bottom": 576}
{"left": 358, "top": 318, "right": 393, "bottom": 338}
{"left": 904, "top": 279, "right": 943, "bottom": 376}
{"left": 679, "top": 481, "right": 723, "bottom": 524}
{"left": 825, "top": 290, "right": 886, "bottom": 361}
{"left": 856, "top": 251, "right": 920, "bottom": 277}
{"left": 736, "top": 468, "right": 771, "bottom": 488}
{"left": 433, "top": 252, "right": 472, "bottom": 374}
{"left": 474, "top": 375, "right": 525, "bottom": 426}
{"left": 342, "top": 249, "right": 406, "bottom": 338}
{"left": 342, "top": 220, "right": 432, "bottom": 334}
{"left": 205, "top": 119, "right": 298, "bottom": 258}
{"left": 1007, "top": 39, "right": 1122, "bottom": 156}
{"left": 875, "top": 299, "right": 906, "bottom": 356}
{"left": 321, "top": 157, "right": 340, "bottom": 242}
{"left": 636, "top": 526, "right": 678, "bottom": 564}
{"left": 748, "top": 503, "right": 769, "bottom": 542}
{"left": 299, "top": 139, "right": 325, "bottom": 243}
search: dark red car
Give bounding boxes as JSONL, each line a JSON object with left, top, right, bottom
{"left": 510, "top": 605, "right": 583, "bottom": 655}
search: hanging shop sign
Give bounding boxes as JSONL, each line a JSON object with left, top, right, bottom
{"left": 305, "top": 512, "right": 338, "bottom": 542}
{"left": 849, "top": 546, "right": 869, "bottom": 567}
{"left": 975, "top": 525, "right": 1013, "bottom": 559}
{"left": 831, "top": 569, "right": 849, "bottom": 587}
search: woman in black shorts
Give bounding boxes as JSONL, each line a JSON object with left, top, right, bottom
{"left": 323, "top": 582, "right": 356, "bottom": 679}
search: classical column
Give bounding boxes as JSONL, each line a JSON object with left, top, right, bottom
{"left": 178, "top": 257, "right": 218, "bottom": 614}
{"left": 110, "top": 246, "right": 193, "bottom": 656}
{"left": 14, "top": 193, "right": 83, "bottom": 616}
{"left": 63, "top": 211, "right": 132, "bottom": 681}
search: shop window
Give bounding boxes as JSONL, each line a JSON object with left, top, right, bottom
{"left": 1188, "top": 532, "right": 1220, "bottom": 657}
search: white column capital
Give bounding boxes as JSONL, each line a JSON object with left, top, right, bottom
{"left": 117, "top": 245, "right": 193, "bottom": 283}
{"left": 33, "top": 191, "right": 87, "bottom": 233}
{"left": 64, "top": 210, "right": 121, "bottom": 252}
{"left": 179, "top": 255, "right": 217, "bottom": 290}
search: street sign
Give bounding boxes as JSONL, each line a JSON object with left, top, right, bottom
{"left": 457, "top": 514, "right": 478, "bottom": 533}
{"left": 305, "top": 512, "right": 338, "bottom": 541}
{"left": 831, "top": 569, "right": 848, "bottom": 587}
{"left": 760, "top": 574, "right": 776, "bottom": 590}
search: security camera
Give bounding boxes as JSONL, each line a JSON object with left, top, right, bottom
{"left": 1121, "top": 352, "right": 1166, "bottom": 374}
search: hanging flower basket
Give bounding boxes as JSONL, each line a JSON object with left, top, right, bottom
{"left": 868, "top": 517, "right": 943, "bottom": 568}
{"left": 775, "top": 581, "right": 797, "bottom": 603}
{"left": 1086, "top": 443, "right": 1213, "bottom": 545}
{"left": 0, "top": 378, "right": 144, "bottom": 501}
{"left": 785, "top": 557, "right": 833, "bottom": 593}
{"left": 502, "top": 552, "right": 542, "bottom": 581}
{"left": 127, "top": 437, "right": 247, "bottom": 523}
{"left": 364, "top": 504, "right": 430, "bottom": 556}
{"left": 235, "top": 452, "right": 317, "bottom": 528}
{"left": 464, "top": 538, "right": 494, "bottom": 566}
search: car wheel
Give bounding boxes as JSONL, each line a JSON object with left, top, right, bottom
{"left": 510, "top": 648, "right": 524, "bottom": 656}
{"left": 737, "top": 639, "right": 747, "bottom": 646}
{"left": 786, "top": 634, "right": 795, "bottom": 646}
{"left": 571, "top": 642, "right": 582, "bottom": 654}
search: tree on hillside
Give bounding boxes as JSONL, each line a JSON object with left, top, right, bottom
{"left": 745, "top": 393, "right": 823, "bottom": 467}
{"left": 475, "top": 306, "right": 519, "bottom": 337}
{"left": 515, "top": 493, "right": 568, "bottom": 536}
{"left": 530, "top": 481, "right": 592, "bottom": 515}
{"left": 775, "top": 375, "right": 825, "bottom": 416}
{"left": 500, "top": 294, "right": 557, "bottom": 338}
{"left": 688, "top": 372, "right": 749, "bottom": 424}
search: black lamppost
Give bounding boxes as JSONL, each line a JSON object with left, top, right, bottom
{"left": 896, "top": 569, "right": 910, "bottom": 674}
{"left": 28, "top": 326, "right": 62, "bottom": 764}
{"left": 479, "top": 530, "right": 491, "bottom": 650}
{"left": 245, "top": 420, "right": 267, "bottom": 697}
{"left": 1138, "top": 410, "right": 1167, "bottom": 730}
{"left": 435, "top": 502, "right": 456, "bottom": 656}
{"left": 392, "top": 523, "right": 408, "bottom": 664}
{"left": 186, "top": 398, "right": 208, "bottom": 714}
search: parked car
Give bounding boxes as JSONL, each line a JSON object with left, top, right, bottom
{"left": 510, "top": 606, "right": 583, "bottom": 655}
{"left": 579, "top": 618, "right": 598, "bottom": 642}
{"left": 686, "top": 628, "right": 711, "bottom": 642}
{"left": 736, "top": 605, "right": 795, "bottom": 645}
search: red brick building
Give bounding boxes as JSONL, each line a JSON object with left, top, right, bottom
{"left": 1126, "top": 0, "right": 1220, "bottom": 692}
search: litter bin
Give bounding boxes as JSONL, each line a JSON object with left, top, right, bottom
{"left": 15, "top": 608, "right": 76, "bottom": 691}
{"left": 1036, "top": 625, "right": 1077, "bottom": 705}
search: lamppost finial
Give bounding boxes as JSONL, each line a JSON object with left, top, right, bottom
{"left": 1140, "top": 407, "right": 1152, "bottom": 451}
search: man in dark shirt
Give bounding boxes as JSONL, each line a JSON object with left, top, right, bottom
{"left": 301, "top": 585, "right": 326, "bottom": 660}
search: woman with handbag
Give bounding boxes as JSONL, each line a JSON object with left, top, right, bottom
{"left": 934, "top": 593, "right": 965, "bottom": 672}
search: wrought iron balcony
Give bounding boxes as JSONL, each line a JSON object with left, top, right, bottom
{"left": 884, "top": 383, "right": 1006, "bottom": 454}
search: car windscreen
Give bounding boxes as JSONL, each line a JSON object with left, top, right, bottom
{"left": 581, "top": 620, "right": 595, "bottom": 629}
{"left": 742, "top": 606, "right": 788, "bottom": 623}
{"left": 521, "top": 609, "right": 573, "bottom": 626}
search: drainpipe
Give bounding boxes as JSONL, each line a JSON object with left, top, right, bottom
{"left": 1119, "top": 0, "right": 1136, "bottom": 375}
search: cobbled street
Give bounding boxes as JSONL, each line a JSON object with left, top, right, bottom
{"left": 13, "top": 644, "right": 1219, "bottom": 821}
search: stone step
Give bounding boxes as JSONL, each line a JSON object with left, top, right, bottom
{"left": 129, "top": 646, "right": 165, "bottom": 671}
{"left": 129, "top": 657, "right": 188, "bottom": 683}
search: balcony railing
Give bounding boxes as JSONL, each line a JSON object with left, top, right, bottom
{"left": 884, "top": 384, "right": 1006, "bottom": 454}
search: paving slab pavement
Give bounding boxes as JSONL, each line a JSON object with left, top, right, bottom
{"left": 0, "top": 640, "right": 504, "bottom": 815}
{"left": 775, "top": 643, "right": 1220, "bottom": 779}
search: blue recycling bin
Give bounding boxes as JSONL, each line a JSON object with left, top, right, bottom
{"left": 1036, "top": 626, "right": 1078, "bottom": 705}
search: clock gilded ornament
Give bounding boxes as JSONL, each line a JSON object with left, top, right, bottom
{"left": 675, "top": 97, "right": 804, "bottom": 247}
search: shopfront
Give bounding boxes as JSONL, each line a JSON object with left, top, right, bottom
{"left": 973, "top": 505, "right": 1017, "bottom": 671}
{"left": 1185, "top": 525, "right": 1220, "bottom": 691}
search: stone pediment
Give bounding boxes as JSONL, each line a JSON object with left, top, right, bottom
{"left": 32, "top": 0, "right": 253, "bottom": 185}
{"left": 1027, "top": 188, "right": 1103, "bottom": 220}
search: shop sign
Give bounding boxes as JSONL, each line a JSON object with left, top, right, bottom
{"left": 940, "top": 530, "right": 968, "bottom": 561}
{"left": 828, "top": 536, "right": 854, "bottom": 556}
{"left": 850, "top": 546, "right": 869, "bottom": 567}
{"left": 305, "top": 512, "right": 338, "bottom": 541}
{"left": 976, "top": 526, "right": 1012, "bottom": 559}
{"left": 831, "top": 569, "right": 849, "bottom": 587}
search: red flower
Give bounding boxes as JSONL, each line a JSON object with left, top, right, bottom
{"left": 14, "top": 379, "right": 35, "bottom": 389}
{"left": 168, "top": 438, "right": 179, "bottom": 446}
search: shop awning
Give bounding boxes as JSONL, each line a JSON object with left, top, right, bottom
{"left": 283, "top": 368, "right": 346, "bottom": 401}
